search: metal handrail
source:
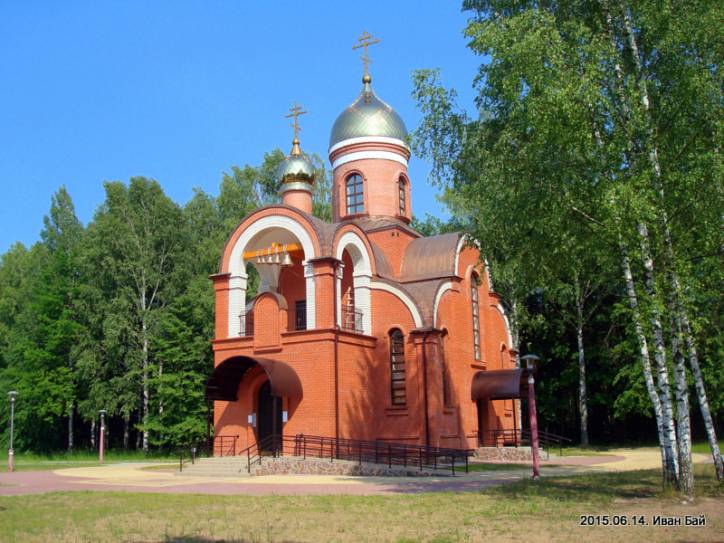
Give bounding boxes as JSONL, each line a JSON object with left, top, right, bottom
{"left": 341, "top": 304, "right": 363, "bottom": 333}
{"left": 213, "top": 435, "right": 239, "bottom": 457}
{"left": 239, "top": 310, "right": 254, "bottom": 337}
{"left": 234, "top": 434, "right": 472, "bottom": 475}
{"left": 237, "top": 434, "right": 282, "bottom": 474}
{"left": 178, "top": 443, "right": 209, "bottom": 472}
{"left": 293, "top": 434, "right": 471, "bottom": 475}
{"left": 480, "top": 429, "right": 572, "bottom": 456}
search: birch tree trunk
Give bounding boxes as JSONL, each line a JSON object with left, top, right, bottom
{"left": 620, "top": 0, "right": 722, "bottom": 481}
{"left": 158, "top": 360, "right": 163, "bottom": 416}
{"left": 575, "top": 279, "right": 589, "bottom": 446}
{"left": 680, "top": 312, "right": 724, "bottom": 479}
{"left": 90, "top": 418, "right": 96, "bottom": 450}
{"left": 619, "top": 242, "right": 668, "bottom": 472}
{"left": 637, "top": 222, "right": 679, "bottom": 485}
{"left": 142, "top": 310, "right": 149, "bottom": 453}
{"left": 671, "top": 315, "right": 694, "bottom": 498}
{"left": 67, "top": 403, "right": 74, "bottom": 452}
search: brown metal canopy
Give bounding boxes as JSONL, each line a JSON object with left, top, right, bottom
{"left": 471, "top": 368, "right": 528, "bottom": 400}
{"left": 205, "top": 356, "right": 303, "bottom": 402}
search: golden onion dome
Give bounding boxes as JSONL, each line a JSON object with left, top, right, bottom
{"left": 278, "top": 138, "right": 315, "bottom": 192}
{"left": 329, "top": 76, "right": 408, "bottom": 149}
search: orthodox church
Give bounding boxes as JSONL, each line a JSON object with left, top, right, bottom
{"left": 205, "top": 34, "right": 520, "bottom": 453}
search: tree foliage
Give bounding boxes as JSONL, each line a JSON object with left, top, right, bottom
{"left": 412, "top": 0, "right": 723, "bottom": 457}
{"left": 0, "top": 150, "right": 331, "bottom": 452}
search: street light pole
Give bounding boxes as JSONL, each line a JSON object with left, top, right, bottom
{"left": 7, "top": 391, "right": 17, "bottom": 472}
{"left": 521, "top": 355, "right": 541, "bottom": 479}
{"left": 98, "top": 409, "right": 107, "bottom": 464}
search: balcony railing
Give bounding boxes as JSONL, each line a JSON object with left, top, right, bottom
{"left": 239, "top": 310, "right": 254, "bottom": 337}
{"left": 341, "top": 304, "right": 363, "bottom": 333}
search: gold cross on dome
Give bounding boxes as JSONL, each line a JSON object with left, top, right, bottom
{"left": 352, "top": 31, "right": 380, "bottom": 77}
{"left": 285, "top": 103, "right": 307, "bottom": 140}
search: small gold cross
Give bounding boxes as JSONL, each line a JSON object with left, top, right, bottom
{"left": 352, "top": 31, "right": 380, "bottom": 78}
{"left": 285, "top": 103, "right": 307, "bottom": 140}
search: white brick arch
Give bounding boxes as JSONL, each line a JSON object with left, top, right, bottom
{"left": 433, "top": 281, "right": 454, "bottom": 328}
{"left": 226, "top": 215, "right": 318, "bottom": 337}
{"left": 335, "top": 231, "right": 373, "bottom": 335}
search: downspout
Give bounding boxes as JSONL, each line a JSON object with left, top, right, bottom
{"left": 422, "top": 331, "right": 430, "bottom": 448}
{"left": 333, "top": 259, "right": 340, "bottom": 450}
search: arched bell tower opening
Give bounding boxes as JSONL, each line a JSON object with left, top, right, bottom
{"left": 335, "top": 231, "right": 372, "bottom": 335}
{"left": 226, "top": 215, "right": 317, "bottom": 337}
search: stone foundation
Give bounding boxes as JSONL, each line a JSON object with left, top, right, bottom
{"left": 474, "top": 446, "right": 548, "bottom": 462}
{"left": 251, "top": 456, "right": 446, "bottom": 477}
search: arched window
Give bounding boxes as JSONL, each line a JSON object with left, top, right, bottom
{"left": 471, "top": 275, "right": 481, "bottom": 360}
{"left": 389, "top": 329, "right": 406, "bottom": 405}
{"left": 398, "top": 177, "right": 406, "bottom": 216}
{"left": 345, "top": 173, "right": 364, "bottom": 215}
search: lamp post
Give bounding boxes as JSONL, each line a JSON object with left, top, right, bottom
{"left": 7, "top": 391, "right": 17, "bottom": 472}
{"left": 98, "top": 409, "right": 107, "bottom": 464}
{"left": 521, "top": 354, "right": 541, "bottom": 479}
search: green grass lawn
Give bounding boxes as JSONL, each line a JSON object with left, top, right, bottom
{"left": 558, "top": 445, "right": 617, "bottom": 456}
{"left": 0, "top": 465, "right": 721, "bottom": 543}
{"left": 465, "top": 461, "right": 536, "bottom": 472}
{"left": 0, "top": 450, "right": 177, "bottom": 471}
{"left": 559, "top": 440, "right": 723, "bottom": 458}
{"left": 692, "top": 440, "right": 724, "bottom": 456}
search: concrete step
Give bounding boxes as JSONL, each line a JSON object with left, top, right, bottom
{"left": 177, "top": 456, "right": 252, "bottom": 477}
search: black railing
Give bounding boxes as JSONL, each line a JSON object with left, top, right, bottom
{"left": 479, "top": 429, "right": 522, "bottom": 448}
{"left": 239, "top": 311, "right": 254, "bottom": 336}
{"left": 213, "top": 434, "right": 239, "bottom": 457}
{"left": 341, "top": 304, "right": 363, "bottom": 333}
{"left": 479, "top": 429, "right": 572, "bottom": 456}
{"left": 237, "top": 434, "right": 472, "bottom": 475}
{"left": 240, "top": 434, "right": 283, "bottom": 474}
{"left": 178, "top": 442, "right": 211, "bottom": 472}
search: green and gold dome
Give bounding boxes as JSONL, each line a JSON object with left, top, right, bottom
{"left": 329, "top": 75, "right": 408, "bottom": 150}
{"left": 278, "top": 138, "right": 315, "bottom": 193}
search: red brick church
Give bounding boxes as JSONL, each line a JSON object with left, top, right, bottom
{"left": 205, "top": 40, "right": 520, "bottom": 453}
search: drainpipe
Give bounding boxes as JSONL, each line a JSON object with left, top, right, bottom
{"left": 421, "top": 331, "right": 430, "bottom": 448}
{"left": 206, "top": 399, "right": 211, "bottom": 455}
{"left": 333, "top": 259, "right": 340, "bottom": 452}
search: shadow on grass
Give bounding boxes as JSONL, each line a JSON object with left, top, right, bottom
{"left": 158, "top": 538, "right": 302, "bottom": 543}
{"left": 466, "top": 462, "right": 534, "bottom": 472}
{"left": 482, "top": 465, "right": 723, "bottom": 502}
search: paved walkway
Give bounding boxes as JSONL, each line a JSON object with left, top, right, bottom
{"left": 0, "top": 448, "right": 712, "bottom": 496}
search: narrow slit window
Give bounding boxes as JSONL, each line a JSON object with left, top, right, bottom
{"left": 345, "top": 173, "right": 364, "bottom": 215}
{"left": 472, "top": 276, "right": 481, "bottom": 360}
{"left": 398, "top": 178, "right": 406, "bottom": 216}
{"left": 390, "top": 329, "right": 406, "bottom": 406}
{"left": 295, "top": 300, "right": 307, "bottom": 331}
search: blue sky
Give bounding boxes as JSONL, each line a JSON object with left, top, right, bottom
{"left": 0, "top": 1, "right": 480, "bottom": 253}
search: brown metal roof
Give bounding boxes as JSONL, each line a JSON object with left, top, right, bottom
{"left": 400, "top": 233, "right": 462, "bottom": 282}
{"left": 403, "top": 279, "right": 446, "bottom": 326}
{"left": 471, "top": 369, "right": 526, "bottom": 400}
{"left": 349, "top": 216, "right": 421, "bottom": 238}
{"left": 205, "top": 356, "right": 303, "bottom": 401}
{"left": 369, "top": 241, "right": 393, "bottom": 278}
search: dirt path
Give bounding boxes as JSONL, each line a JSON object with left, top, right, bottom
{"left": 0, "top": 448, "right": 711, "bottom": 496}
{"left": 0, "top": 463, "right": 525, "bottom": 496}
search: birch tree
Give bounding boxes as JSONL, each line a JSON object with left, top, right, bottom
{"left": 91, "top": 178, "right": 183, "bottom": 452}
{"left": 413, "top": 0, "right": 722, "bottom": 490}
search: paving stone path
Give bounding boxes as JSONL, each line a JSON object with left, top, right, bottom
{"left": 0, "top": 448, "right": 712, "bottom": 496}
